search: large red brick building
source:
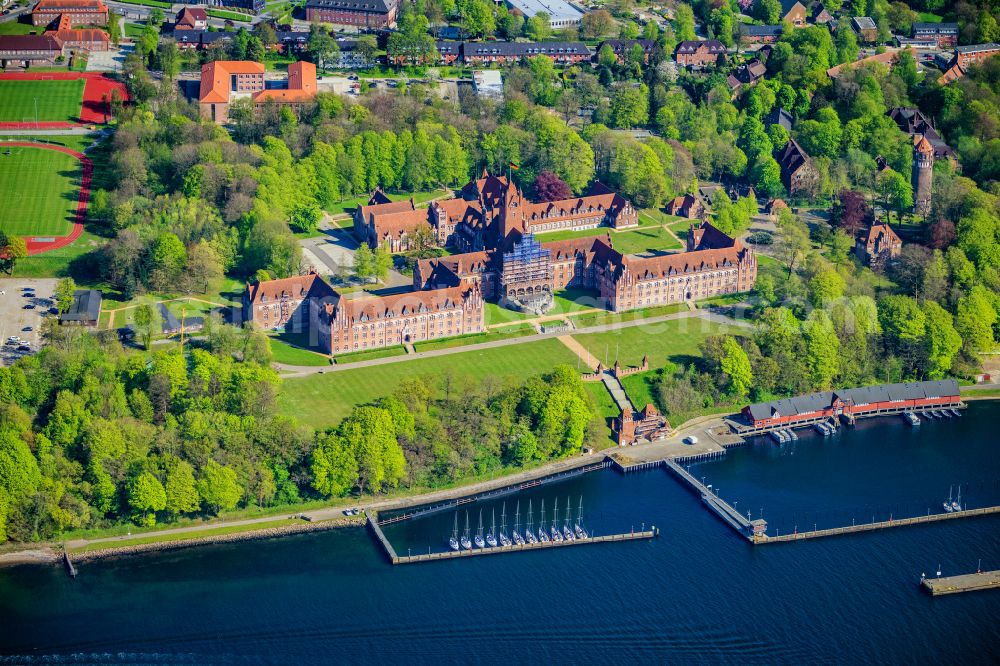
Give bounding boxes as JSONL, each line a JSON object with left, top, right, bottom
{"left": 674, "top": 40, "right": 726, "bottom": 68}
{"left": 354, "top": 171, "right": 638, "bottom": 254}
{"left": 32, "top": 0, "right": 108, "bottom": 26}
{"left": 304, "top": 0, "right": 398, "bottom": 29}
{"left": 199, "top": 60, "right": 316, "bottom": 123}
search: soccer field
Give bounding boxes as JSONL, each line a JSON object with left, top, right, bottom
{"left": 0, "top": 80, "right": 86, "bottom": 123}
{"left": 0, "top": 145, "right": 80, "bottom": 237}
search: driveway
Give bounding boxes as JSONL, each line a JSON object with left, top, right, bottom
{"left": 0, "top": 278, "right": 57, "bottom": 366}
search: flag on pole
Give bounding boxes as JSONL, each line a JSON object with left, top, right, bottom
{"left": 508, "top": 162, "right": 519, "bottom": 170}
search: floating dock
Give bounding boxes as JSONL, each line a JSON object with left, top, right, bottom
{"left": 755, "top": 505, "right": 1000, "bottom": 544}
{"left": 663, "top": 459, "right": 752, "bottom": 535}
{"left": 391, "top": 529, "right": 658, "bottom": 565}
{"left": 922, "top": 570, "right": 1000, "bottom": 596}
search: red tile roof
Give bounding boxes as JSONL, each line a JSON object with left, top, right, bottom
{"left": 245, "top": 271, "right": 335, "bottom": 305}
{"left": 199, "top": 60, "right": 265, "bottom": 104}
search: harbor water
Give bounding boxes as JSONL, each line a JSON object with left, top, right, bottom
{"left": 1, "top": 402, "right": 999, "bottom": 663}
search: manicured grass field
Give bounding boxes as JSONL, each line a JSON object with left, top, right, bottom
{"left": 571, "top": 317, "right": 737, "bottom": 370}
{"left": 0, "top": 144, "right": 80, "bottom": 237}
{"left": 485, "top": 287, "right": 602, "bottom": 325}
{"left": 0, "top": 79, "right": 85, "bottom": 122}
{"left": 278, "top": 338, "right": 581, "bottom": 429}
{"left": 8, "top": 229, "right": 104, "bottom": 279}
{"left": 334, "top": 345, "right": 407, "bottom": 363}
{"left": 568, "top": 302, "right": 688, "bottom": 329}
{"left": 0, "top": 21, "right": 38, "bottom": 36}
{"left": 412, "top": 322, "right": 536, "bottom": 352}
{"left": 270, "top": 339, "right": 330, "bottom": 366}
{"left": 611, "top": 225, "right": 684, "bottom": 254}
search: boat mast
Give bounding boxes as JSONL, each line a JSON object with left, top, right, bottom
{"left": 552, "top": 497, "right": 558, "bottom": 531}
{"left": 540, "top": 499, "right": 546, "bottom": 528}
{"left": 491, "top": 508, "right": 496, "bottom": 537}
{"left": 452, "top": 512, "right": 458, "bottom": 540}
{"left": 464, "top": 510, "right": 470, "bottom": 539}
{"left": 501, "top": 502, "right": 507, "bottom": 536}
{"left": 577, "top": 496, "right": 583, "bottom": 526}
{"left": 527, "top": 499, "right": 533, "bottom": 531}
{"left": 477, "top": 509, "right": 484, "bottom": 537}
{"left": 514, "top": 501, "right": 521, "bottom": 534}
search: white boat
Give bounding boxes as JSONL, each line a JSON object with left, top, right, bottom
{"left": 486, "top": 508, "right": 498, "bottom": 547}
{"left": 770, "top": 430, "right": 786, "bottom": 444}
{"left": 512, "top": 501, "right": 525, "bottom": 545}
{"left": 499, "top": 503, "right": 511, "bottom": 546}
{"left": 562, "top": 496, "right": 575, "bottom": 540}
{"left": 448, "top": 512, "right": 460, "bottom": 551}
{"left": 575, "top": 497, "right": 587, "bottom": 538}
{"left": 474, "top": 509, "right": 485, "bottom": 548}
{"left": 787, "top": 429, "right": 798, "bottom": 441}
{"left": 903, "top": 411, "right": 919, "bottom": 426}
{"left": 943, "top": 486, "right": 954, "bottom": 513}
{"left": 460, "top": 511, "right": 472, "bottom": 550}
{"left": 538, "top": 499, "right": 550, "bottom": 542}
{"left": 550, "top": 498, "right": 563, "bottom": 542}
{"left": 951, "top": 409, "right": 961, "bottom": 417}
{"left": 525, "top": 500, "right": 538, "bottom": 544}
{"left": 952, "top": 487, "right": 962, "bottom": 512}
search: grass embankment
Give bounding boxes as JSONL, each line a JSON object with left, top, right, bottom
{"left": 325, "top": 188, "right": 449, "bottom": 216}
{"left": 573, "top": 317, "right": 736, "bottom": 370}
{"left": 412, "top": 323, "right": 536, "bottom": 352}
{"left": 68, "top": 518, "right": 303, "bottom": 553}
{"left": 484, "top": 287, "right": 600, "bottom": 325}
{"left": 333, "top": 345, "right": 407, "bottom": 364}
{"left": 271, "top": 339, "right": 329, "bottom": 366}
{"left": 279, "top": 338, "right": 580, "bottom": 428}
{"left": 113, "top": 0, "right": 171, "bottom": 8}
{"left": 207, "top": 9, "right": 252, "bottom": 21}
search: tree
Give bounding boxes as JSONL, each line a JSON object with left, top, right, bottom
{"left": 876, "top": 169, "right": 913, "bottom": 222}
{"left": 581, "top": 9, "right": 614, "bottom": 39}
{"left": 956, "top": 286, "right": 998, "bottom": 353}
{"left": 533, "top": 171, "right": 573, "bottom": 202}
{"left": 353, "top": 243, "right": 375, "bottom": 283}
{"left": 610, "top": 84, "right": 649, "bottom": 128}
{"left": 808, "top": 269, "right": 846, "bottom": 306}
{"left": 775, "top": 209, "right": 810, "bottom": 274}
{"left": 755, "top": 0, "right": 782, "bottom": 24}
{"left": 132, "top": 303, "right": 157, "bottom": 351}
{"left": 107, "top": 11, "right": 121, "bottom": 45}
{"left": 720, "top": 337, "right": 753, "bottom": 398}
{"left": 197, "top": 460, "right": 243, "bottom": 513}
{"left": 374, "top": 245, "right": 392, "bottom": 284}
{"left": 127, "top": 472, "right": 166, "bottom": 526}
{"left": 922, "top": 301, "right": 962, "bottom": 379}
{"left": 458, "top": 0, "right": 496, "bottom": 38}
{"left": 54, "top": 278, "right": 77, "bottom": 314}
{"left": 597, "top": 43, "right": 617, "bottom": 68}
{"left": 0, "top": 233, "right": 27, "bottom": 275}
{"left": 308, "top": 22, "right": 339, "bottom": 70}
{"left": 165, "top": 459, "right": 200, "bottom": 516}
{"left": 832, "top": 189, "right": 871, "bottom": 236}
{"left": 673, "top": 4, "right": 696, "bottom": 41}
{"left": 311, "top": 432, "right": 359, "bottom": 497}
{"left": 337, "top": 406, "right": 405, "bottom": 494}
{"left": 879, "top": 294, "right": 926, "bottom": 348}
{"left": 289, "top": 201, "right": 322, "bottom": 234}
{"left": 185, "top": 241, "right": 223, "bottom": 294}
{"left": 750, "top": 155, "right": 784, "bottom": 199}
{"left": 803, "top": 311, "right": 840, "bottom": 389}
{"left": 525, "top": 11, "right": 551, "bottom": 40}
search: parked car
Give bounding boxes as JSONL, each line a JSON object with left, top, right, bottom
{"left": 16, "top": 345, "right": 31, "bottom": 352}
{"left": 23, "top": 304, "right": 35, "bottom": 310}
{"left": 22, "top": 326, "right": 32, "bottom": 332}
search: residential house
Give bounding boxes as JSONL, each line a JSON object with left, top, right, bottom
{"left": 776, "top": 139, "right": 818, "bottom": 196}
{"left": 779, "top": 0, "right": 808, "bottom": 26}
{"left": 674, "top": 39, "right": 727, "bottom": 68}
{"left": 598, "top": 39, "right": 656, "bottom": 64}
{"left": 912, "top": 22, "right": 958, "bottom": 48}
{"left": 855, "top": 221, "right": 901, "bottom": 266}
{"left": 727, "top": 58, "right": 766, "bottom": 97}
{"left": 811, "top": 5, "right": 833, "bottom": 25}
{"left": 741, "top": 24, "right": 782, "bottom": 44}
{"left": 175, "top": 6, "right": 208, "bottom": 30}
{"left": 765, "top": 107, "right": 793, "bottom": 131}
{"left": 664, "top": 194, "right": 703, "bottom": 219}
{"left": 460, "top": 41, "right": 590, "bottom": 65}
{"left": 954, "top": 43, "right": 1000, "bottom": 68}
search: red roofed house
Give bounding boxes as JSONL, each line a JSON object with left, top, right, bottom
{"left": 855, "top": 221, "right": 902, "bottom": 266}
{"left": 776, "top": 139, "right": 819, "bottom": 196}
{"left": 44, "top": 15, "right": 109, "bottom": 52}
{"left": 664, "top": 194, "right": 703, "bottom": 219}
{"left": 243, "top": 270, "right": 338, "bottom": 333}
{"left": 175, "top": 6, "right": 208, "bottom": 30}
{"left": 674, "top": 40, "right": 727, "bottom": 68}
{"left": 199, "top": 60, "right": 316, "bottom": 123}
{"left": 32, "top": 0, "right": 108, "bottom": 26}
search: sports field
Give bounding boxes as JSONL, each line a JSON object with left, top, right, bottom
{"left": 0, "top": 144, "right": 80, "bottom": 236}
{"left": 0, "top": 79, "right": 86, "bottom": 123}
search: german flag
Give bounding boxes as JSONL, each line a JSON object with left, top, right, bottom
{"left": 509, "top": 162, "right": 519, "bottom": 170}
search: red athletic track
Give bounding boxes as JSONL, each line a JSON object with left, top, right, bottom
{"left": 0, "top": 72, "right": 129, "bottom": 129}
{"left": 2, "top": 142, "right": 90, "bottom": 255}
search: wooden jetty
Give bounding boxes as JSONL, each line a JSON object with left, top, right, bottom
{"left": 921, "top": 570, "right": 1000, "bottom": 596}
{"left": 63, "top": 550, "right": 77, "bottom": 578}
{"left": 365, "top": 510, "right": 398, "bottom": 562}
{"left": 755, "top": 505, "right": 1000, "bottom": 544}
{"left": 391, "top": 529, "right": 658, "bottom": 565}
{"left": 663, "top": 459, "right": 752, "bottom": 534}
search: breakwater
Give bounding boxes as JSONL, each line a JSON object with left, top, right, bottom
{"left": 922, "top": 569, "right": 1000, "bottom": 596}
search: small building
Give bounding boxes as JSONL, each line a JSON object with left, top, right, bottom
{"left": 272, "top": 30, "right": 309, "bottom": 54}
{"left": 764, "top": 107, "right": 793, "bottom": 131}
{"left": 954, "top": 43, "right": 1000, "bottom": 68}
{"left": 664, "top": 194, "right": 703, "bottom": 219}
{"left": 32, "top": 0, "right": 108, "bottom": 26}
{"left": 912, "top": 22, "right": 958, "bottom": 48}
{"left": 741, "top": 24, "right": 782, "bottom": 44}
{"left": 504, "top": 0, "right": 584, "bottom": 28}
{"left": 0, "top": 34, "right": 65, "bottom": 67}
{"left": 461, "top": 41, "right": 591, "bottom": 65}
{"left": 674, "top": 39, "right": 727, "bottom": 68}
{"left": 44, "top": 15, "right": 109, "bottom": 52}
{"left": 175, "top": 6, "right": 208, "bottom": 30}
{"left": 779, "top": 0, "right": 808, "bottom": 26}
{"left": 776, "top": 139, "right": 818, "bottom": 196}
{"left": 60, "top": 290, "right": 102, "bottom": 327}
{"left": 614, "top": 404, "right": 671, "bottom": 446}
{"left": 727, "top": 58, "right": 766, "bottom": 96}
{"left": 855, "top": 221, "right": 901, "bottom": 266}
{"left": 304, "top": 0, "right": 399, "bottom": 29}
{"left": 472, "top": 70, "right": 503, "bottom": 100}
{"left": 811, "top": 5, "right": 833, "bottom": 25}
{"left": 435, "top": 40, "right": 462, "bottom": 64}
{"left": 851, "top": 16, "right": 878, "bottom": 43}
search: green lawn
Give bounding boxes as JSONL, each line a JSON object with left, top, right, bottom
{"left": 123, "top": 22, "right": 146, "bottom": 39}
{"left": 0, "top": 143, "right": 81, "bottom": 237}
{"left": 8, "top": 229, "right": 105, "bottom": 280}
{"left": 412, "top": 322, "right": 536, "bottom": 352}
{"left": 0, "top": 21, "right": 39, "bottom": 36}
{"left": 612, "top": 225, "right": 684, "bottom": 254}
{"left": 270, "top": 339, "right": 330, "bottom": 366}
{"left": 0, "top": 79, "right": 85, "bottom": 122}
{"left": 485, "top": 287, "right": 602, "bottom": 325}
{"left": 112, "top": 0, "right": 171, "bottom": 8}
{"left": 207, "top": 8, "right": 252, "bottom": 21}
{"left": 568, "top": 302, "right": 688, "bottom": 329}
{"left": 278, "top": 338, "right": 581, "bottom": 429}
{"left": 620, "top": 371, "right": 659, "bottom": 411}
{"left": 571, "top": 317, "right": 736, "bottom": 370}
{"left": 917, "top": 12, "right": 942, "bottom": 22}
{"left": 333, "top": 345, "right": 407, "bottom": 363}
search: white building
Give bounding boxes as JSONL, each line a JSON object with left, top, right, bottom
{"left": 505, "top": 0, "right": 585, "bottom": 28}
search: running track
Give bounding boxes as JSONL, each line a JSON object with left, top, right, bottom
{"left": 0, "top": 72, "right": 128, "bottom": 129}
{"left": 2, "top": 142, "right": 90, "bottom": 255}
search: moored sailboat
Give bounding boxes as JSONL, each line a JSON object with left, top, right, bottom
{"left": 461, "top": 511, "right": 472, "bottom": 550}
{"left": 538, "top": 499, "right": 550, "bottom": 543}
{"left": 474, "top": 509, "right": 485, "bottom": 548}
{"left": 486, "top": 508, "right": 498, "bottom": 547}
{"left": 448, "top": 512, "right": 459, "bottom": 551}
{"left": 574, "top": 496, "right": 587, "bottom": 539}
{"left": 499, "top": 502, "right": 511, "bottom": 546}
{"left": 525, "top": 499, "right": 538, "bottom": 544}
{"left": 943, "top": 485, "right": 954, "bottom": 513}
{"left": 512, "top": 501, "right": 525, "bottom": 545}
{"left": 550, "top": 498, "right": 563, "bottom": 542}
{"left": 562, "top": 495, "right": 575, "bottom": 541}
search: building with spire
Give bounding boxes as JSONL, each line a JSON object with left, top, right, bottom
{"left": 912, "top": 133, "right": 934, "bottom": 216}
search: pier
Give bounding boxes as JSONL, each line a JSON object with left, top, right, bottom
{"left": 365, "top": 510, "right": 398, "bottom": 562}
{"left": 63, "top": 550, "right": 77, "bottom": 578}
{"left": 921, "top": 569, "right": 1000, "bottom": 596}
{"left": 755, "top": 505, "right": 1000, "bottom": 544}
{"left": 391, "top": 529, "right": 658, "bottom": 565}
{"left": 663, "top": 459, "right": 752, "bottom": 535}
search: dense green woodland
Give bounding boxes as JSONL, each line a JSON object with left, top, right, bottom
{"left": 0, "top": 320, "right": 594, "bottom": 541}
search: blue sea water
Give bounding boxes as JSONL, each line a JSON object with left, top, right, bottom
{"left": 0, "top": 403, "right": 998, "bottom": 664}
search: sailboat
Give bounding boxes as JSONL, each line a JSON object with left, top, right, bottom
{"left": 448, "top": 512, "right": 459, "bottom": 551}
{"left": 525, "top": 499, "right": 538, "bottom": 544}
{"left": 499, "top": 503, "right": 511, "bottom": 546}
{"left": 943, "top": 485, "right": 955, "bottom": 512}
{"left": 538, "top": 499, "right": 550, "bottom": 543}
{"left": 574, "top": 496, "right": 587, "bottom": 539}
{"left": 562, "top": 496, "right": 576, "bottom": 541}
{"left": 550, "top": 498, "right": 563, "bottom": 542}
{"left": 512, "top": 501, "right": 525, "bottom": 545}
{"left": 474, "top": 509, "right": 486, "bottom": 548}
{"left": 461, "top": 511, "right": 472, "bottom": 550}
{"left": 952, "top": 486, "right": 963, "bottom": 512}
{"left": 486, "top": 508, "right": 498, "bottom": 547}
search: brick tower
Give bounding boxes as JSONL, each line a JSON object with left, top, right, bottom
{"left": 912, "top": 134, "right": 934, "bottom": 217}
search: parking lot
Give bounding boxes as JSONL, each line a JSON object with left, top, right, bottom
{"left": 0, "top": 278, "right": 57, "bottom": 366}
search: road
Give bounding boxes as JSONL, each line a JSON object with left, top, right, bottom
{"left": 274, "top": 308, "right": 752, "bottom": 377}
